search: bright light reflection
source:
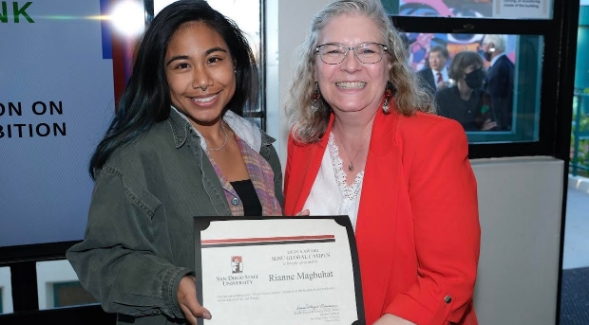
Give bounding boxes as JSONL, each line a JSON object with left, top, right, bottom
{"left": 111, "top": 1, "right": 145, "bottom": 37}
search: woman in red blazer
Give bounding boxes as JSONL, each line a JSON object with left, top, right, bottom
{"left": 283, "top": 1, "right": 481, "bottom": 325}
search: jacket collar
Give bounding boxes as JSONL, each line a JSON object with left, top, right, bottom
{"left": 287, "top": 100, "right": 401, "bottom": 214}
{"left": 168, "top": 108, "right": 191, "bottom": 149}
{"left": 167, "top": 107, "right": 275, "bottom": 152}
{"left": 311, "top": 98, "right": 399, "bottom": 155}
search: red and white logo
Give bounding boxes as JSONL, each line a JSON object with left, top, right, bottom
{"left": 231, "top": 256, "right": 243, "bottom": 273}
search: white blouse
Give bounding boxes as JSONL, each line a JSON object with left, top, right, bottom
{"left": 303, "top": 133, "right": 364, "bottom": 231}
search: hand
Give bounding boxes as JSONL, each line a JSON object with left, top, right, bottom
{"left": 373, "top": 314, "right": 416, "bottom": 325}
{"left": 295, "top": 209, "right": 310, "bottom": 216}
{"left": 481, "top": 119, "right": 498, "bottom": 131}
{"left": 177, "top": 276, "right": 211, "bottom": 325}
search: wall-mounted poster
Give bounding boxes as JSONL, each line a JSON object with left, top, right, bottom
{"left": 0, "top": 1, "right": 123, "bottom": 247}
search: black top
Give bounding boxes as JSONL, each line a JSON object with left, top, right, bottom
{"left": 484, "top": 55, "right": 515, "bottom": 131}
{"left": 230, "top": 179, "right": 262, "bottom": 216}
{"left": 435, "top": 86, "right": 495, "bottom": 131}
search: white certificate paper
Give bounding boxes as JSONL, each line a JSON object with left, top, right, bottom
{"left": 194, "top": 217, "right": 365, "bottom": 325}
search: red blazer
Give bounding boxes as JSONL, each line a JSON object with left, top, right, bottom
{"left": 284, "top": 107, "right": 480, "bottom": 325}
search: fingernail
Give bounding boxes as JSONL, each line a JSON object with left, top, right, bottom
{"left": 203, "top": 311, "right": 212, "bottom": 320}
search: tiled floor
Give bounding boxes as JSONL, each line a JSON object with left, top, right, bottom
{"left": 562, "top": 186, "right": 589, "bottom": 270}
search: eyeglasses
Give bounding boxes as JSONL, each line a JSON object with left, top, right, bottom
{"left": 315, "top": 42, "right": 388, "bottom": 65}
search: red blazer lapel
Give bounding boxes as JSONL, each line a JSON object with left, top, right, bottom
{"left": 355, "top": 108, "right": 402, "bottom": 317}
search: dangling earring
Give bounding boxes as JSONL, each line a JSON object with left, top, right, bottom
{"left": 382, "top": 82, "right": 393, "bottom": 114}
{"left": 311, "top": 82, "right": 322, "bottom": 112}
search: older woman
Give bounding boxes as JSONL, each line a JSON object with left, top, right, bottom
{"left": 436, "top": 51, "right": 498, "bottom": 131}
{"left": 284, "top": 1, "right": 481, "bottom": 325}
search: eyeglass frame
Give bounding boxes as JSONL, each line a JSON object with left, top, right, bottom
{"left": 314, "top": 42, "right": 389, "bottom": 65}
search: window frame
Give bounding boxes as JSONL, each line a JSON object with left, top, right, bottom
{"left": 389, "top": 0, "right": 578, "bottom": 160}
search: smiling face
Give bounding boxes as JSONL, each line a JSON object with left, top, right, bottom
{"left": 165, "top": 21, "right": 236, "bottom": 127}
{"left": 314, "top": 13, "right": 392, "bottom": 115}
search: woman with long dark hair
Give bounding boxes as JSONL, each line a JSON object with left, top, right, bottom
{"left": 67, "top": 1, "right": 282, "bottom": 324}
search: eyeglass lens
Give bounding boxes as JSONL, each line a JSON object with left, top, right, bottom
{"left": 318, "top": 43, "right": 385, "bottom": 64}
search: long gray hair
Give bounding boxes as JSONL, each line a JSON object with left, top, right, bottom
{"left": 286, "top": 0, "right": 435, "bottom": 143}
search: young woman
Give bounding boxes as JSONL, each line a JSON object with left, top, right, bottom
{"left": 67, "top": 2, "right": 282, "bottom": 324}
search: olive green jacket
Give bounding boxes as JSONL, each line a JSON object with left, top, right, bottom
{"left": 66, "top": 109, "right": 283, "bottom": 325}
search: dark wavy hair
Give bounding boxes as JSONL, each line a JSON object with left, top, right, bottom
{"left": 448, "top": 51, "right": 483, "bottom": 80}
{"left": 429, "top": 45, "right": 449, "bottom": 60}
{"left": 89, "top": 0, "right": 258, "bottom": 179}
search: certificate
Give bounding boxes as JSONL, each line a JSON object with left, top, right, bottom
{"left": 194, "top": 216, "right": 365, "bottom": 325}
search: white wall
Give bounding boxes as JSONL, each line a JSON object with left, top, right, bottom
{"left": 471, "top": 156, "right": 564, "bottom": 325}
{"left": 274, "top": 1, "right": 565, "bottom": 324}
{"left": 273, "top": 0, "right": 335, "bottom": 165}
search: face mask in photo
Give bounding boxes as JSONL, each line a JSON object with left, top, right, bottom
{"left": 483, "top": 51, "right": 493, "bottom": 62}
{"left": 464, "top": 68, "right": 485, "bottom": 90}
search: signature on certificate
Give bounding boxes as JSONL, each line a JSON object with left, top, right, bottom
{"left": 296, "top": 303, "right": 338, "bottom": 311}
